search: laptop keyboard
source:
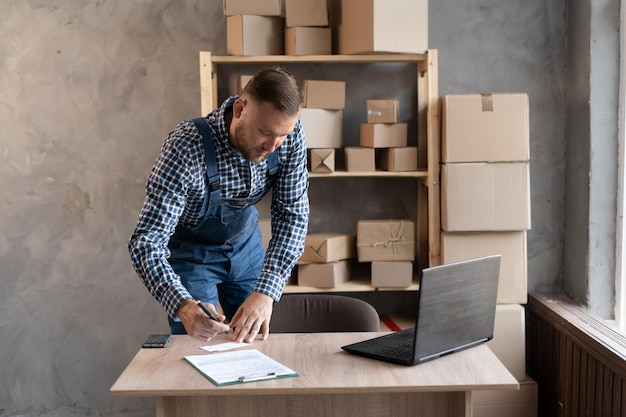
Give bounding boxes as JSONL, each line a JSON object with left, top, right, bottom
{"left": 375, "top": 339, "right": 415, "bottom": 359}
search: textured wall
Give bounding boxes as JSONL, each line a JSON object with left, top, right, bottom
{"left": 0, "top": 0, "right": 567, "bottom": 416}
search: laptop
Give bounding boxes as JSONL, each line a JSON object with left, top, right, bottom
{"left": 342, "top": 254, "right": 501, "bottom": 366}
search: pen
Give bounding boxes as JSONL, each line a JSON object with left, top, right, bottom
{"left": 237, "top": 373, "right": 277, "bottom": 383}
{"left": 196, "top": 300, "right": 230, "bottom": 334}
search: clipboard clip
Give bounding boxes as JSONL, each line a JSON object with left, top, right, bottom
{"left": 237, "top": 372, "right": 277, "bottom": 383}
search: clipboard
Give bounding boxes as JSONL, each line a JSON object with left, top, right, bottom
{"left": 184, "top": 349, "right": 299, "bottom": 386}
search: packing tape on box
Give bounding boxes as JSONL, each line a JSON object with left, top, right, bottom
{"left": 480, "top": 93, "right": 494, "bottom": 112}
{"left": 357, "top": 220, "right": 413, "bottom": 258}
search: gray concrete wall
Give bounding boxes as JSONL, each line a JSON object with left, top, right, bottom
{"left": 0, "top": 0, "right": 580, "bottom": 415}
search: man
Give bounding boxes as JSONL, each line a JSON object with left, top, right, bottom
{"left": 128, "top": 67, "right": 309, "bottom": 343}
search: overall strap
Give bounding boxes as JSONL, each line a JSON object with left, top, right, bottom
{"left": 191, "top": 117, "right": 220, "bottom": 192}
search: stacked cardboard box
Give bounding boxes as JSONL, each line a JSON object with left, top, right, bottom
{"left": 285, "top": 0, "right": 331, "bottom": 55}
{"left": 297, "top": 233, "right": 356, "bottom": 287}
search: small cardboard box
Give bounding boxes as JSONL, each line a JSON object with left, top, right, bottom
{"left": 371, "top": 261, "right": 413, "bottom": 287}
{"left": 338, "top": 0, "right": 428, "bottom": 54}
{"left": 366, "top": 98, "right": 399, "bottom": 124}
{"left": 227, "top": 15, "right": 284, "bottom": 56}
{"left": 441, "top": 231, "right": 528, "bottom": 304}
{"left": 223, "top": 0, "right": 284, "bottom": 16}
{"left": 259, "top": 218, "right": 272, "bottom": 250}
{"left": 360, "top": 123, "right": 407, "bottom": 148}
{"left": 441, "top": 162, "right": 531, "bottom": 231}
{"left": 299, "top": 233, "right": 356, "bottom": 263}
{"left": 285, "top": 27, "right": 331, "bottom": 55}
{"left": 298, "top": 260, "right": 350, "bottom": 288}
{"left": 442, "top": 93, "right": 530, "bottom": 163}
{"left": 309, "top": 148, "right": 335, "bottom": 173}
{"left": 357, "top": 219, "right": 415, "bottom": 262}
{"left": 487, "top": 304, "right": 527, "bottom": 381}
{"left": 345, "top": 147, "right": 375, "bottom": 172}
{"left": 377, "top": 147, "right": 418, "bottom": 172}
{"left": 473, "top": 376, "right": 538, "bottom": 417}
{"left": 300, "top": 108, "right": 343, "bottom": 148}
{"left": 302, "top": 80, "right": 345, "bottom": 109}
{"left": 234, "top": 74, "right": 254, "bottom": 94}
{"left": 285, "top": 0, "right": 329, "bottom": 27}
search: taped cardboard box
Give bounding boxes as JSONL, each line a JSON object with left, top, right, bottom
{"left": 298, "top": 260, "right": 350, "bottom": 288}
{"left": 371, "top": 261, "right": 413, "bottom": 288}
{"left": 300, "top": 108, "right": 343, "bottom": 148}
{"left": 227, "top": 15, "right": 284, "bottom": 56}
{"left": 441, "top": 162, "right": 531, "bottom": 231}
{"left": 442, "top": 93, "right": 529, "bottom": 163}
{"left": 339, "top": 0, "right": 428, "bottom": 54}
{"left": 360, "top": 123, "right": 407, "bottom": 148}
{"left": 302, "top": 80, "right": 345, "bottom": 109}
{"left": 377, "top": 147, "right": 418, "bottom": 172}
{"left": 223, "top": 0, "right": 284, "bottom": 16}
{"left": 357, "top": 219, "right": 415, "bottom": 262}
{"left": 285, "top": 0, "right": 329, "bottom": 27}
{"left": 441, "top": 231, "right": 527, "bottom": 304}
{"left": 366, "top": 98, "right": 399, "bottom": 124}
{"left": 299, "top": 233, "right": 356, "bottom": 263}
{"left": 345, "top": 147, "right": 375, "bottom": 172}
{"left": 487, "top": 304, "right": 527, "bottom": 381}
{"left": 308, "top": 148, "right": 335, "bottom": 173}
{"left": 285, "top": 27, "right": 331, "bottom": 56}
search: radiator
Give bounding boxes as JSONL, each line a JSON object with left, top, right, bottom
{"left": 527, "top": 293, "right": 626, "bottom": 417}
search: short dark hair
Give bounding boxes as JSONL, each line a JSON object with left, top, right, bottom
{"left": 242, "top": 67, "right": 303, "bottom": 116}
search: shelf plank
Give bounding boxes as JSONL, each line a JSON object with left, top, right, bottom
{"left": 309, "top": 170, "right": 427, "bottom": 178}
{"left": 284, "top": 280, "right": 420, "bottom": 293}
{"left": 208, "top": 54, "right": 428, "bottom": 64}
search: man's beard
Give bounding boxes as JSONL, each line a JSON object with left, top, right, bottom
{"left": 234, "top": 122, "right": 266, "bottom": 164}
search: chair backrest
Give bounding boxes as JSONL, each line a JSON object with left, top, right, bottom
{"left": 270, "top": 294, "right": 380, "bottom": 333}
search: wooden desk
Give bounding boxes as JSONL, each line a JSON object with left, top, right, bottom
{"left": 111, "top": 333, "right": 518, "bottom": 417}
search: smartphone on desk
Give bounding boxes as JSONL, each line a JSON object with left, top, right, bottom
{"left": 142, "top": 334, "right": 172, "bottom": 348}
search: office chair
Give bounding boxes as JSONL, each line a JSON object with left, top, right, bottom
{"left": 270, "top": 293, "right": 380, "bottom": 333}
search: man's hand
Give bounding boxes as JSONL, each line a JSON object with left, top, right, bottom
{"left": 230, "top": 292, "right": 274, "bottom": 343}
{"left": 176, "top": 299, "right": 230, "bottom": 342}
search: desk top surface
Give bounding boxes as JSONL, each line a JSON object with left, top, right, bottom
{"left": 110, "top": 333, "right": 518, "bottom": 397}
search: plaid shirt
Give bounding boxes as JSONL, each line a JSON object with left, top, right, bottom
{"left": 129, "top": 96, "right": 309, "bottom": 318}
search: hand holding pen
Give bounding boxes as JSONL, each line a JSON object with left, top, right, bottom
{"left": 196, "top": 300, "right": 230, "bottom": 334}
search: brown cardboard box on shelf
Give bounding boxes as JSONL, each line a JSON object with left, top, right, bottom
{"left": 487, "top": 304, "right": 527, "bottom": 381}
{"left": 473, "top": 376, "right": 538, "bottom": 417}
{"left": 441, "top": 231, "right": 528, "bottom": 304}
{"left": 366, "top": 98, "right": 399, "bottom": 124}
{"left": 309, "top": 148, "right": 335, "bottom": 173}
{"left": 285, "top": 27, "right": 331, "bottom": 55}
{"left": 234, "top": 74, "right": 254, "bottom": 94}
{"left": 300, "top": 108, "right": 343, "bottom": 148}
{"left": 227, "top": 15, "right": 284, "bottom": 56}
{"left": 285, "top": 0, "right": 328, "bottom": 27}
{"left": 442, "top": 93, "right": 530, "bottom": 163}
{"left": 298, "top": 260, "right": 350, "bottom": 288}
{"left": 371, "top": 261, "right": 413, "bottom": 288}
{"left": 338, "top": 0, "right": 428, "bottom": 54}
{"left": 223, "top": 0, "right": 284, "bottom": 16}
{"left": 377, "top": 147, "right": 418, "bottom": 172}
{"left": 299, "top": 233, "right": 356, "bottom": 263}
{"left": 345, "top": 147, "right": 375, "bottom": 172}
{"left": 357, "top": 219, "right": 415, "bottom": 262}
{"left": 302, "top": 80, "right": 345, "bottom": 109}
{"left": 360, "top": 123, "right": 407, "bottom": 148}
{"left": 441, "top": 162, "right": 531, "bottom": 231}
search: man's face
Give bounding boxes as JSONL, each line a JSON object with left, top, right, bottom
{"left": 230, "top": 97, "right": 299, "bottom": 164}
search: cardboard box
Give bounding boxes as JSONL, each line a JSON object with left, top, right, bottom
{"left": 473, "top": 376, "right": 538, "bottom": 417}
{"left": 366, "top": 98, "right": 399, "bottom": 124}
{"left": 259, "top": 218, "right": 272, "bottom": 250}
{"left": 345, "top": 147, "right": 375, "bottom": 172}
{"left": 302, "top": 80, "right": 345, "bottom": 109}
{"left": 441, "top": 162, "right": 531, "bottom": 231}
{"left": 441, "top": 231, "right": 528, "bottom": 304}
{"left": 223, "top": 0, "right": 284, "bottom": 16}
{"left": 377, "top": 147, "right": 418, "bottom": 172}
{"left": 360, "top": 123, "right": 407, "bottom": 148}
{"left": 487, "top": 304, "right": 526, "bottom": 381}
{"left": 298, "top": 260, "right": 350, "bottom": 288}
{"left": 227, "top": 15, "right": 284, "bottom": 56}
{"left": 285, "top": 0, "right": 328, "bottom": 27}
{"left": 371, "top": 261, "right": 413, "bottom": 287}
{"left": 357, "top": 219, "right": 415, "bottom": 262}
{"left": 338, "top": 0, "right": 428, "bottom": 54}
{"left": 442, "top": 93, "right": 530, "bottom": 163}
{"left": 300, "top": 108, "right": 343, "bottom": 148}
{"left": 285, "top": 27, "right": 331, "bottom": 55}
{"left": 309, "top": 148, "right": 335, "bottom": 173}
{"left": 299, "top": 233, "right": 356, "bottom": 263}
{"left": 235, "top": 74, "right": 254, "bottom": 94}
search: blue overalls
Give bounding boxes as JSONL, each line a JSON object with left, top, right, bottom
{"left": 167, "top": 117, "right": 278, "bottom": 334}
